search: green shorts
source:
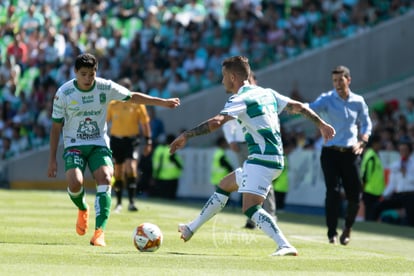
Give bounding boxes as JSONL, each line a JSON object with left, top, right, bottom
{"left": 63, "top": 145, "right": 113, "bottom": 173}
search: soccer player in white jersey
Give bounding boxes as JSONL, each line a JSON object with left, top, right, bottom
{"left": 47, "top": 53, "right": 180, "bottom": 246}
{"left": 170, "top": 56, "right": 336, "bottom": 256}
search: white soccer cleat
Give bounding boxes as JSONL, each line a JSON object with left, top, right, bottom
{"left": 271, "top": 246, "right": 298, "bottom": 256}
{"left": 178, "top": 223, "right": 194, "bottom": 242}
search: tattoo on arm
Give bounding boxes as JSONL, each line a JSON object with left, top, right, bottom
{"left": 184, "top": 122, "right": 211, "bottom": 138}
{"left": 284, "top": 104, "right": 294, "bottom": 113}
{"left": 300, "top": 106, "right": 322, "bottom": 126}
{"left": 286, "top": 102, "right": 321, "bottom": 126}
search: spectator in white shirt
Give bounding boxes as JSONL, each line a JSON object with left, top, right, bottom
{"left": 375, "top": 137, "right": 414, "bottom": 226}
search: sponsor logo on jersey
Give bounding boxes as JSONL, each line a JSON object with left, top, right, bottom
{"left": 82, "top": 110, "right": 102, "bottom": 116}
{"left": 76, "top": 117, "right": 100, "bottom": 140}
{"left": 63, "top": 88, "right": 75, "bottom": 95}
{"left": 82, "top": 95, "right": 94, "bottom": 104}
{"left": 64, "top": 149, "right": 81, "bottom": 158}
{"left": 96, "top": 83, "right": 110, "bottom": 90}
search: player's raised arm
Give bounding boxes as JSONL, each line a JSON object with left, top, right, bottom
{"left": 169, "top": 114, "right": 233, "bottom": 154}
{"left": 284, "top": 99, "right": 336, "bottom": 142}
{"left": 130, "top": 92, "right": 180, "bottom": 108}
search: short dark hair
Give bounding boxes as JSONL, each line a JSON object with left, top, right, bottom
{"left": 332, "top": 65, "right": 351, "bottom": 79}
{"left": 222, "top": 56, "right": 251, "bottom": 81}
{"left": 367, "top": 134, "right": 381, "bottom": 147}
{"left": 75, "top": 53, "right": 98, "bottom": 71}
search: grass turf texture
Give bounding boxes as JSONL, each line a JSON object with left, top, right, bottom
{"left": 1, "top": 190, "right": 414, "bottom": 276}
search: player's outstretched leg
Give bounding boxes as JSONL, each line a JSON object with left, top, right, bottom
{"left": 245, "top": 205, "right": 298, "bottom": 256}
{"left": 178, "top": 188, "right": 229, "bottom": 242}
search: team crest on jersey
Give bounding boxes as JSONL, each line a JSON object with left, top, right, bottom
{"left": 76, "top": 117, "right": 100, "bottom": 140}
{"left": 99, "top": 93, "right": 106, "bottom": 104}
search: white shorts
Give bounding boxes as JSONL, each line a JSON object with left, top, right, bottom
{"left": 235, "top": 162, "right": 282, "bottom": 198}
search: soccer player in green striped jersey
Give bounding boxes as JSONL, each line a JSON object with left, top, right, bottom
{"left": 170, "top": 56, "right": 335, "bottom": 256}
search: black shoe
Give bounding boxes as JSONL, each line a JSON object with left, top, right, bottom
{"left": 128, "top": 204, "right": 138, "bottom": 212}
{"left": 340, "top": 228, "right": 351, "bottom": 245}
{"left": 244, "top": 221, "right": 256, "bottom": 229}
{"left": 329, "top": 235, "right": 338, "bottom": 244}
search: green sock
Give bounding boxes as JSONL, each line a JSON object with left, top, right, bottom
{"left": 95, "top": 185, "right": 112, "bottom": 230}
{"left": 68, "top": 186, "right": 88, "bottom": 210}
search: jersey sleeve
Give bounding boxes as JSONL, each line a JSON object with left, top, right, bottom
{"left": 107, "top": 101, "right": 115, "bottom": 122}
{"left": 220, "top": 95, "right": 246, "bottom": 118}
{"left": 51, "top": 90, "right": 65, "bottom": 123}
{"left": 268, "top": 89, "right": 290, "bottom": 114}
{"left": 110, "top": 80, "right": 132, "bottom": 101}
{"left": 222, "top": 121, "right": 235, "bottom": 143}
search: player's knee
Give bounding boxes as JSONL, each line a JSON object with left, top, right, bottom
{"left": 218, "top": 181, "right": 237, "bottom": 193}
{"left": 68, "top": 182, "right": 83, "bottom": 193}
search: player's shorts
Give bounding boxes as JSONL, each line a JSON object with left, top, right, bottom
{"left": 63, "top": 145, "right": 113, "bottom": 173}
{"left": 235, "top": 162, "right": 282, "bottom": 198}
{"left": 110, "top": 136, "right": 140, "bottom": 164}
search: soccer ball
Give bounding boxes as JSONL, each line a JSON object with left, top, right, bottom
{"left": 133, "top": 222, "right": 163, "bottom": 252}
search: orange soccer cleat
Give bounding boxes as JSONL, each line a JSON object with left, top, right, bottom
{"left": 76, "top": 207, "right": 89, "bottom": 236}
{"left": 90, "top": 228, "right": 106, "bottom": 246}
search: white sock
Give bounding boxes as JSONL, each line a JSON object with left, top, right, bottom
{"left": 251, "top": 207, "right": 292, "bottom": 248}
{"left": 188, "top": 192, "right": 229, "bottom": 233}
{"left": 97, "top": 184, "right": 111, "bottom": 194}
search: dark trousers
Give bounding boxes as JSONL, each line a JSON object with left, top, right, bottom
{"left": 362, "top": 192, "right": 381, "bottom": 221}
{"left": 275, "top": 191, "right": 287, "bottom": 210}
{"left": 374, "top": 192, "right": 414, "bottom": 226}
{"left": 321, "top": 147, "right": 362, "bottom": 238}
{"left": 151, "top": 179, "right": 179, "bottom": 200}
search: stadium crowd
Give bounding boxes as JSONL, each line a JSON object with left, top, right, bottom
{"left": 0, "top": 0, "right": 413, "bottom": 160}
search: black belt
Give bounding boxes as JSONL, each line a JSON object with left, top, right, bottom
{"left": 398, "top": 191, "right": 414, "bottom": 196}
{"left": 325, "top": 146, "right": 353, "bottom": 152}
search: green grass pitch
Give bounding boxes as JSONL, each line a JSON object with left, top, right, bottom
{"left": 1, "top": 189, "right": 414, "bottom": 276}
